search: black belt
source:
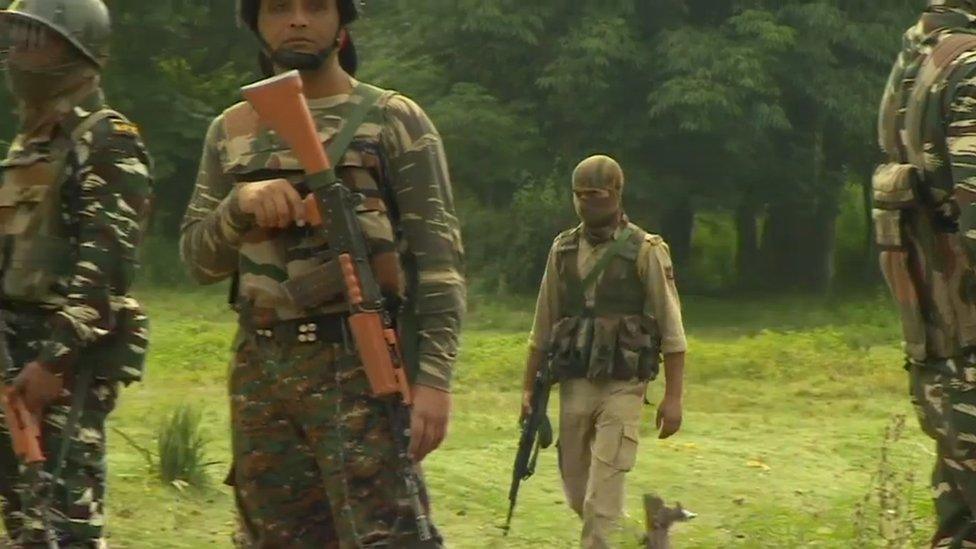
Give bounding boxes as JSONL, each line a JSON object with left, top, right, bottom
{"left": 249, "top": 313, "right": 347, "bottom": 345}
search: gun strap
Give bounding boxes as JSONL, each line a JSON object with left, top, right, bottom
{"left": 580, "top": 226, "right": 635, "bottom": 292}
{"left": 324, "top": 84, "right": 388, "bottom": 167}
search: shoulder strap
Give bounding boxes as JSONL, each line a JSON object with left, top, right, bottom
{"left": 69, "top": 108, "right": 122, "bottom": 142}
{"left": 904, "top": 33, "right": 976, "bottom": 169}
{"left": 325, "top": 84, "right": 389, "bottom": 165}
{"left": 580, "top": 226, "right": 635, "bottom": 292}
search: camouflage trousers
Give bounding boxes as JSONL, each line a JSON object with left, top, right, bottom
{"left": 0, "top": 317, "right": 117, "bottom": 548}
{"left": 558, "top": 378, "right": 645, "bottom": 549}
{"left": 230, "top": 333, "right": 442, "bottom": 548}
{"left": 911, "top": 361, "right": 976, "bottom": 548}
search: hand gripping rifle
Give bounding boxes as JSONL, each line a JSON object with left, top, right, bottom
{"left": 503, "top": 357, "right": 553, "bottom": 535}
{"left": 0, "top": 313, "right": 57, "bottom": 549}
{"left": 241, "top": 71, "right": 432, "bottom": 542}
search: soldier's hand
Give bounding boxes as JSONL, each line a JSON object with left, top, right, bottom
{"left": 409, "top": 385, "right": 452, "bottom": 462}
{"left": 656, "top": 395, "right": 683, "bottom": 439}
{"left": 237, "top": 178, "right": 306, "bottom": 229}
{"left": 13, "top": 362, "right": 65, "bottom": 415}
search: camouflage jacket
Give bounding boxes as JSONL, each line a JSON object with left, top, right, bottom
{"left": 180, "top": 82, "right": 465, "bottom": 392}
{"left": 0, "top": 89, "right": 153, "bottom": 380}
{"left": 874, "top": 7, "right": 976, "bottom": 362}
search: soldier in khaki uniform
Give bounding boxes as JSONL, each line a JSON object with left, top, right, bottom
{"left": 520, "top": 155, "right": 686, "bottom": 549}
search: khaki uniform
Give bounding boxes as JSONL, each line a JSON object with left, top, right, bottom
{"left": 529, "top": 222, "right": 686, "bottom": 549}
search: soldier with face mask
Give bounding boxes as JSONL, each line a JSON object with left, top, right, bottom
{"left": 0, "top": 0, "right": 152, "bottom": 546}
{"left": 520, "top": 155, "right": 687, "bottom": 549}
{"left": 180, "top": 0, "right": 463, "bottom": 547}
{"left": 877, "top": 0, "right": 976, "bottom": 546}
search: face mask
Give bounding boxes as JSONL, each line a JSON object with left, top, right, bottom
{"left": 5, "top": 60, "right": 94, "bottom": 103}
{"left": 574, "top": 193, "right": 620, "bottom": 228}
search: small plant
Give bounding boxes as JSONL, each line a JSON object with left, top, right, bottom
{"left": 113, "top": 403, "right": 217, "bottom": 490}
{"left": 853, "top": 415, "right": 920, "bottom": 548}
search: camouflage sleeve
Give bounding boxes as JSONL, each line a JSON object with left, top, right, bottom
{"left": 35, "top": 119, "right": 153, "bottom": 373}
{"left": 944, "top": 54, "right": 976, "bottom": 256}
{"left": 637, "top": 238, "right": 687, "bottom": 355}
{"left": 179, "top": 116, "right": 251, "bottom": 284}
{"left": 381, "top": 94, "right": 466, "bottom": 392}
{"left": 528, "top": 242, "right": 560, "bottom": 352}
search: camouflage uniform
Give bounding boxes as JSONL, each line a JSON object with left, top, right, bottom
{"left": 528, "top": 156, "right": 686, "bottom": 549}
{"left": 0, "top": 10, "right": 152, "bottom": 546}
{"left": 877, "top": 2, "right": 976, "bottom": 546}
{"left": 180, "top": 84, "right": 464, "bottom": 547}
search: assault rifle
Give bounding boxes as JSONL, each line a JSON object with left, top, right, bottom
{"left": 241, "top": 71, "right": 432, "bottom": 541}
{"left": 0, "top": 313, "right": 56, "bottom": 549}
{"left": 503, "top": 358, "right": 553, "bottom": 535}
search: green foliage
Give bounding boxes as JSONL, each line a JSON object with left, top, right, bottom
{"left": 0, "top": 1, "right": 927, "bottom": 295}
{"left": 156, "top": 404, "right": 214, "bottom": 489}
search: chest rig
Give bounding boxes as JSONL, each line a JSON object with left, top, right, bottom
{"left": 548, "top": 224, "right": 661, "bottom": 382}
{"left": 0, "top": 109, "right": 120, "bottom": 304}
{"left": 220, "top": 83, "right": 401, "bottom": 320}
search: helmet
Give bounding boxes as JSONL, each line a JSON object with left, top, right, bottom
{"left": 237, "top": 0, "right": 359, "bottom": 32}
{"left": 0, "top": 0, "right": 111, "bottom": 68}
{"left": 572, "top": 155, "right": 625, "bottom": 193}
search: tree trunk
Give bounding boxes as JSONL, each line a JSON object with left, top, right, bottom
{"left": 735, "top": 198, "right": 760, "bottom": 289}
{"left": 660, "top": 197, "right": 694, "bottom": 272}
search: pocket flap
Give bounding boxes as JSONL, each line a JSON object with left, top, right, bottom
{"left": 872, "top": 163, "right": 917, "bottom": 209}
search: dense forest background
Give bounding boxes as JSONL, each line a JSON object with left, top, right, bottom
{"left": 0, "top": 0, "right": 924, "bottom": 295}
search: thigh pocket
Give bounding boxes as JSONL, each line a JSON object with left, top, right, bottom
{"left": 594, "top": 423, "right": 640, "bottom": 472}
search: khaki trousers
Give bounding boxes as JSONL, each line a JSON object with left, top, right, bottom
{"left": 558, "top": 378, "right": 645, "bottom": 549}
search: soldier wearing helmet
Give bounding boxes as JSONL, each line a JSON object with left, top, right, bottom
{"left": 180, "top": 0, "right": 463, "bottom": 546}
{"left": 877, "top": 1, "right": 976, "bottom": 546}
{"left": 519, "top": 155, "right": 687, "bottom": 548}
{"left": 0, "top": 0, "right": 152, "bottom": 546}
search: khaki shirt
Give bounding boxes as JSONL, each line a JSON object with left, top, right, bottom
{"left": 529, "top": 225, "right": 687, "bottom": 355}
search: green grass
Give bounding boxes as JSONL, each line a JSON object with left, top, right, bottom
{"left": 9, "top": 286, "right": 939, "bottom": 547}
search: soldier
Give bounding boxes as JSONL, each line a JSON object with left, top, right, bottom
{"left": 876, "top": 1, "right": 976, "bottom": 546}
{"left": 519, "top": 155, "right": 686, "bottom": 549}
{"left": 0, "top": 0, "right": 152, "bottom": 546}
{"left": 179, "top": 0, "right": 464, "bottom": 547}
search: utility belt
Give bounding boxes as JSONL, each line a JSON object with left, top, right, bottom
{"left": 241, "top": 311, "right": 349, "bottom": 347}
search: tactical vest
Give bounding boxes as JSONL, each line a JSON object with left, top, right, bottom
{"left": 0, "top": 107, "right": 149, "bottom": 384}
{"left": 875, "top": 29, "right": 976, "bottom": 363}
{"left": 548, "top": 224, "right": 661, "bottom": 382}
{"left": 219, "top": 83, "right": 402, "bottom": 318}
{"left": 0, "top": 109, "right": 123, "bottom": 304}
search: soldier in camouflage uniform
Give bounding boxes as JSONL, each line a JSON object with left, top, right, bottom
{"left": 520, "top": 155, "right": 686, "bottom": 549}
{"left": 0, "top": 0, "right": 152, "bottom": 546}
{"left": 876, "top": 1, "right": 976, "bottom": 546}
{"left": 180, "top": 0, "right": 464, "bottom": 547}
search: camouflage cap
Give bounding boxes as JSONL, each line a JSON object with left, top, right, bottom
{"left": 572, "top": 155, "right": 625, "bottom": 192}
{"left": 0, "top": 0, "right": 110, "bottom": 67}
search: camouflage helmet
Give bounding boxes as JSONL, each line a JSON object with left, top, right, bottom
{"left": 0, "top": 0, "right": 111, "bottom": 68}
{"left": 237, "top": 0, "right": 360, "bottom": 31}
{"left": 572, "top": 155, "right": 625, "bottom": 193}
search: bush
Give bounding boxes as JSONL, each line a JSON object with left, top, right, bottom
{"left": 156, "top": 404, "right": 214, "bottom": 489}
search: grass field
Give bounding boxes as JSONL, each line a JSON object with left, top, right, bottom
{"left": 23, "top": 286, "right": 938, "bottom": 548}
